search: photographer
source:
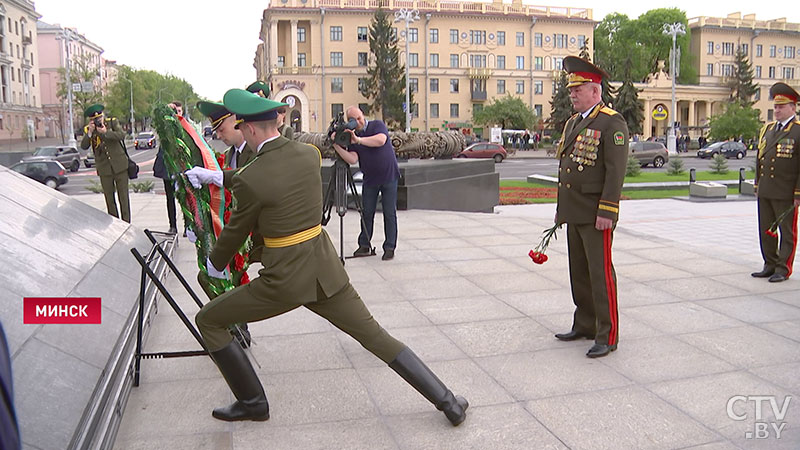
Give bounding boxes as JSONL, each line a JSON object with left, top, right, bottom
{"left": 80, "top": 104, "right": 131, "bottom": 223}
{"left": 332, "top": 105, "right": 399, "bottom": 260}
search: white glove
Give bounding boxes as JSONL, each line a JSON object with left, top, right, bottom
{"left": 206, "top": 257, "right": 228, "bottom": 279}
{"left": 185, "top": 228, "right": 197, "bottom": 243}
{"left": 185, "top": 167, "right": 223, "bottom": 189}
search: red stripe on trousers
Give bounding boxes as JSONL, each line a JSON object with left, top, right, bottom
{"left": 603, "top": 229, "right": 618, "bottom": 346}
{"left": 787, "top": 207, "right": 798, "bottom": 277}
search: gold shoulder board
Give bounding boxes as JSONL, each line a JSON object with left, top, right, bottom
{"left": 600, "top": 107, "right": 618, "bottom": 116}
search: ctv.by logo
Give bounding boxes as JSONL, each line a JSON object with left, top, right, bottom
{"left": 726, "top": 395, "right": 792, "bottom": 439}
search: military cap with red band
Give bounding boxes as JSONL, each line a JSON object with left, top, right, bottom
{"left": 563, "top": 56, "right": 609, "bottom": 88}
{"left": 770, "top": 82, "right": 799, "bottom": 105}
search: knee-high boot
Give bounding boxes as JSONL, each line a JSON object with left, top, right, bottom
{"left": 209, "top": 340, "right": 269, "bottom": 422}
{"left": 388, "top": 347, "right": 469, "bottom": 426}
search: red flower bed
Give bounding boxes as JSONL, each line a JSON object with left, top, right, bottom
{"left": 500, "top": 186, "right": 557, "bottom": 205}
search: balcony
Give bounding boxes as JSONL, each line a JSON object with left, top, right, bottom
{"left": 271, "top": 66, "right": 316, "bottom": 75}
{"left": 471, "top": 90, "right": 487, "bottom": 101}
{"left": 467, "top": 68, "right": 492, "bottom": 79}
{"left": 22, "top": 36, "right": 32, "bottom": 46}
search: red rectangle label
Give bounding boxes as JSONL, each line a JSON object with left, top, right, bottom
{"left": 23, "top": 298, "right": 102, "bottom": 324}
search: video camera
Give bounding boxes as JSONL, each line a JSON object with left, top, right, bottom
{"left": 327, "top": 112, "right": 358, "bottom": 147}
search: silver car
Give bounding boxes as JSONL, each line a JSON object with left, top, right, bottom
{"left": 629, "top": 141, "right": 669, "bottom": 168}
{"left": 21, "top": 146, "right": 82, "bottom": 172}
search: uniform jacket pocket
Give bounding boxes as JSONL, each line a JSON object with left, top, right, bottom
{"left": 580, "top": 183, "right": 603, "bottom": 194}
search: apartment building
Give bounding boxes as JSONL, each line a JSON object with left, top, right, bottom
{"left": 255, "top": 0, "right": 594, "bottom": 134}
{"left": 0, "top": 0, "right": 44, "bottom": 141}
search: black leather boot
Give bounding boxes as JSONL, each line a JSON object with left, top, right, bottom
{"left": 209, "top": 340, "right": 269, "bottom": 422}
{"left": 389, "top": 348, "right": 469, "bottom": 426}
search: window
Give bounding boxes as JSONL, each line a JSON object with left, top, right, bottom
{"left": 554, "top": 57, "right": 564, "bottom": 70}
{"left": 516, "top": 56, "right": 524, "bottom": 70}
{"left": 497, "top": 79, "right": 505, "bottom": 94}
{"left": 331, "top": 103, "right": 343, "bottom": 118}
{"left": 516, "top": 80, "right": 524, "bottom": 94}
{"left": 470, "top": 54, "right": 486, "bottom": 68}
{"left": 555, "top": 34, "right": 567, "bottom": 49}
{"left": 358, "top": 52, "right": 368, "bottom": 66}
{"left": 430, "top": 28, "right": 439, "bottom": 43}
{"left": 496, "top": 55, "right": 505, "bottom": 69}
{"left": 450, "top": 54, "right": 459, "bottom": 68}
{"left": 770, "top": 45, "right": 776, "bottom": 57}
{"left": 722, "top": 42, "right": 733, "bottom": 56}
{"left": 358, "top": 78, "right": 368, "bottom": 92}
{"left": 707, "top": 41, "right": 714, "bottom": 55}
{"left": 391, "top": 28, "right": 397, "bottom": 40}
{"left": 470, "top": 30, "right": 486, "bottom": 45}
{"left": 534, "top": 32, "right": 542, "bottom": 47}
{"left": 450, "top": 103, "right": 459, "bottom": 117}
{"left": 755, "top": 66, "right": 762, "bottom": 78}
{"left": 768, "top": 109, "right": 774, "bottom": 121}
{"left": 769, "top": 66, "right": 775, "bottom": 78}
{"left": 430, "top": 78, "right": 439, "bottom": 92}
{"left": 409, "top": 77, "right": 418, "bottom": 93}
{"left": 756, "top": 44, "right": 762, "bottom": 57}
{"left": 450, "top": 78, "right": 459, "bottom": 93}
{"left": 721, "top": 64, "right": 734, "bottom": 76}
{"left": 706, "top": 63, "right": 713, "bottom": 76}
{"left": 357, "top": 27, "right": 368, "bottom": 42}
{"left": 409, "top": 28, "right": 418, "bottom": 43}
{"left": 473, "top": 104, "right": 483, "bottom": 114}
{"left": 785, "top": 46, "right": 796, "bottom": 59}
{"left": 298, "top": 53, "right": 306, "bottom": 67}
{"left": 330, "top": 26, "right": 342, "bottom": 41}
{"left": 534, "top": 80, "right": 543, "bottom": 95}
{"left": 411, "top": 103, "right": 419, "bottom": 118}
{"left": 409, "top": 53, "right": 419, "bottom": 67}
{"left": 297, "top": 27, "right": 306, "bottom": 43}
{"left": 31, "top": 74, "right": 34, "bottom": 87}
{"left": 740, "top": 43, "right": 748, "bottom": 56}
{"left": 277, "top": 56, "right": 285, "bottom": 67}
{"left": 535, "top": 56, "right": 543, "bottom": 71}
{"left": 754, "top": 88, "right": 761, "bottom": 101}
{"left": 534, "top": 104, "right": 542, "bottom": 117}
{"left": 516, "top": 32, "right": 524, "bottom": 46}
{"left": 430, "top": 53, "right": 439, "bottom": 67}
{"left": 783, "top": 67, "right": 795, "bottom": 79}
{"left": 330, "top": 52, "right": 343, "bottom": 66}
{"left": 450, "top": 29, "right": 458, "bottom": 44}
{"left": 497, "top": 31, "right": 505, "bottom": 46}
{"left": 578, "top": 35, "right": 586, "bottom": 49}
{"left": 331, "top": 77, "right": 343, "bottom": 93}
{"left": 430, "top": 103, "right": 439, "bottom": 118}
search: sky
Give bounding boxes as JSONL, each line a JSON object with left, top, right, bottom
{"left": 32, "top": 0, "right": 800, "bottom": 101}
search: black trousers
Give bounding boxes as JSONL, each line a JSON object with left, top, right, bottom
{"left": 163, "top": 179, "right": 177, "bottom": 229}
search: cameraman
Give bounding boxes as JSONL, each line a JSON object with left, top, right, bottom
{"left": 332, "top": 105, "right": 399, "bottom": 260}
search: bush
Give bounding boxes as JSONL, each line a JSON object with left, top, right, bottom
{"left": 626, "top": 155, "right": 642, "bottom": 177}
{"left": 666, "top": 158, "right": 685, "bottom": 175}
{"left": 710, "top": 153, "right": 729, "bottom": 174}
{"left": 85, "top": 179, "right": 104, "bottom": 193}
{"left": 130, "top": 180, "right": 155, "bottom": 193}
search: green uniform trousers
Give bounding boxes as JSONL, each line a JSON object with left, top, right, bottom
{"left": 757, "top": 198, "right": 798, "bottom": 277}
{"left": 196, "top": 281, "right": 406, "bottom": 363}
{"left": 100, "top": 170, "right": 130, "bottom": 223}
{"left": 567, "top": 223, "right": 619, "bottom": 346}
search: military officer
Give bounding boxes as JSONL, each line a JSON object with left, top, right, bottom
{"left": 247, "top": 80, "right": 294, "bottom": 140}
{"left": 190, "top": 101, "right": 257, "bottom": 188}
{"left": 751, "top": 83, "right": 800, "bottom": 282}
{"left": 553, "top": 56, "right": 629, "bottom": 358}
{"left": 80, "top": 104, "right": 131, "bottom": 223}
{"left": 192, "top": 89, "right": 468, "bottom": 425}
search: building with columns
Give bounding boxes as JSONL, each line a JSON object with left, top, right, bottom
{"left": 0, "top": 0, "right": 44, "bottom": 142}
{"left": 255, "top": 0, "right": 594, "bottom": 135}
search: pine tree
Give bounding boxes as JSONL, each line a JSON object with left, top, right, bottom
{"left": 626, "top": 155, "right": 642, "bottom": 177}
{"left": 614, "top": 61, "right": 644, "bottom": 135}
{"left": 360, "top": 8, "right": 407, "bottom": 128}
{"left": 729, "top": 47, "right": 758, "bottom": 106}
{"left": 710, "top": 153, "right": 729, "bottom": 174}
{"left": 549, "top": 71, "right": 573, "bottom": 137}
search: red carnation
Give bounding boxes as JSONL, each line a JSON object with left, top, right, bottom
{"left": 528, "top": 222, "right": 561, "bottom": 265}
{"left": 240, "top": 272, "right": 250, "bottom": 285}
{"left": 528, "top": 250, "right": 547, "bottom": 264}
{"left": 224, "top": 210, "right": 232, "bottom": 223}
{"left": 233, "top": 253, "right": 245, "bottom": 271}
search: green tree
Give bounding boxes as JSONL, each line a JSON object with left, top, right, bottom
{"left": 728, "top": 47, "right": 758, "bottom": 106}
{"left": 473, "top": 95, "right": 538, "bottom": 130}
{"left": 710, "top": 153, "right": 729, "bottom": 174}
{"left": 614, "top": 61, "right": 644, "bottom": 135}
{"left": 360, "top": 8, "right": 407, "bottom": 129}
{"left": 549, "top": 71, "right": 573, "bottom": 134}
{"left": 707, "top": 102, "right": 761, "bottom": 142}
{"left": 666, "top": 158, "right": 685, "bottom": 175}
{"left": 626, "top": 155, "right": 642, "bottom": 177}
{"left": 57, "top": 54, "right": 103, "bottom": 128}
{"left": 579, "top": 37, "right": 591, "bottom": 60}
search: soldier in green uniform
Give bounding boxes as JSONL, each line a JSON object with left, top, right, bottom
{"left": 751, "top": 82, "right": 800, "bottom": 282}
{"left": 192, "top": 89, "right": 468, "bottom": 425}
{"left": 553, "top": 56, "right": 629, "bottom": 358}
{"left": 80, "top": 104, "right": 131, "bottom": 223}
{"left": 247, "top": 80, "right": 294, "bottom": 140}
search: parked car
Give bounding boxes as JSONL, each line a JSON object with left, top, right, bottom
{"left": 84, "top": 150, "right": 95, "bottom": 168}
{"left": 629, "top": 141, "right": 669, "bottom": 168}
{"left": 697, "top": 141, "right": 747, "bottom": 159}
{"left": 21, "top": 146, "right": 81, "bottom": 172}
{"left": 10, "top": 160, "right": 68, "bottom": 189}
{"left": 457, "top": 143, "right": 507, "bottom": 163}
{"left": 134, "top": 132, "right": 157, "bottom": 149}
{"left": 203, "top": 126, "right": 213, "bottom": 138}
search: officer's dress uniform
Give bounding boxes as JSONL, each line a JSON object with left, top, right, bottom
{"left": 80, "top": 116, "right": 131, "bottom": 222}
{"left": 557, "top": 102, "right": 628, "bottom": 351}
{"left": 755, "top": 117, "right": 800, "bottom": 278}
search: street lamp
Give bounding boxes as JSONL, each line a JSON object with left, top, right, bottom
{"left": 394, "top": 8, "right": 420, "bottom": 133}
{"left": 663, "top": 22, "right": 685, "bottom": 156}
{"left": 55, "top": 28, "right": 77, "bottom": 148}
{"left": 120, "top": 75, "right": 135, "bottom": 134}
{"left": 157, "top": 86, "right": 168, "bottom": 104}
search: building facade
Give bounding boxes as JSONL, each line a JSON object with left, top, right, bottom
{"left": 255, "top": 0, "right": 594, "bottom": 135}
{"left": 37, "top": 21, "right": 104, "bottom": 139}
{"left": 0, "top": 0, "right": 44, "bottom": 142}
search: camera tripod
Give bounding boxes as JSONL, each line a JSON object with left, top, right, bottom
{"left": 322, "top": 157, "right": 375, "bottom": 263}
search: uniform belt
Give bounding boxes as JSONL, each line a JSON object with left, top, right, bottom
{"left": 263, "top": 224, "right": 321, "bottom": 248}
